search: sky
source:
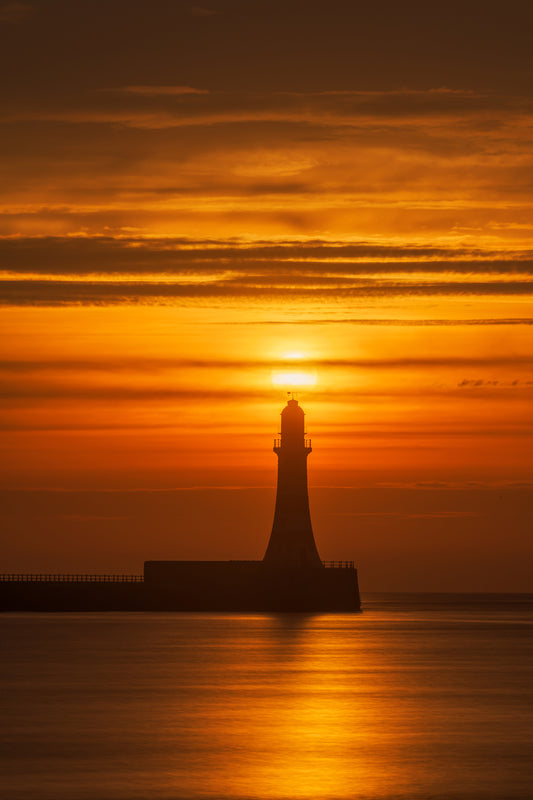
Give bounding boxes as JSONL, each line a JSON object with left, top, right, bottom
{"left": 1, "top": 0, "right": 532, "bottom": 590}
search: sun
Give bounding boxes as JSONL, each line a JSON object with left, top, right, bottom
{"left": 271, "top": 370, "right": 317, "bottom": 387}
{"left": 271, "top": 353, "right": 317, "bottom": 387}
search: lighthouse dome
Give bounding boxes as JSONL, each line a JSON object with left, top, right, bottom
{"left": 282, "top": 398, "right": 303, "bottom": 415}
{"left": 280, "top": 398, "right": 305, "bottom": 437}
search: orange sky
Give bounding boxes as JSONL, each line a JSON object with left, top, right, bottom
{"left": 1, "top": 1, "right": 532, "bottom": 589}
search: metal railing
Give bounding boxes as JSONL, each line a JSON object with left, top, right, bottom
{"left": 1, "top": 566, "right": 355, "bottom": 580}
{"left": 0, "top": 574, "right": 144, "bottom": 583}
{"left": 273, "top": 438, "right": 312, "bottom": 448}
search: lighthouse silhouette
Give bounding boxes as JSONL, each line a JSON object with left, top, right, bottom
{"left": 1, "top": 395, "right": 361, "bottom": 611}
{"left": 263, "top": 397, "right": 323, "bottom": 567}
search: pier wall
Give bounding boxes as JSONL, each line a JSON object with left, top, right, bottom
{"left": 0, "top": 562, "right": 361, "bottom": 612}
{"left": 144, "top": 561, "right": 361, "bottom": 612}
{"left": 0, "top": 579, "right": 145, "bottom": 612}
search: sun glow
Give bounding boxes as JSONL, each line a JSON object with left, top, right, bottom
{"left": 271, "top": 369, "right": 317, "bottom": 387}
{"left": 271, "top": 351, "right": 317, "bottom": 387}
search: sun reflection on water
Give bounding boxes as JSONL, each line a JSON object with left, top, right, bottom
{"left": 162, "top": 615, "right": 403, "bottom": 800}
{"left": 4, "top": 611, "right": 529, "bottom": 800}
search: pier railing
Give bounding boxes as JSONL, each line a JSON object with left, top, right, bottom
{"left": 1, "top": 566, "right": 355, "bottom": 580}
{"left": 0, "top": 574, "right": 144, "bottom": 583}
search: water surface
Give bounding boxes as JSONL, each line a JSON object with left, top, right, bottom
{"left": 2, "top": 594, "right": 532, "bottom": 799}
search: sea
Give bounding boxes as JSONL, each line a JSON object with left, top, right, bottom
{"left": 1, "top": 594, "right": 532, "bottom": 800}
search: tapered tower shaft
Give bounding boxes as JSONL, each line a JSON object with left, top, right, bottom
{"left": 263, "top": 399, "right": 322, "bottom": 567}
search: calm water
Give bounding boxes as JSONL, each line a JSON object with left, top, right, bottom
{"left": 1, "top": 594, "right": 532, "bottom": 800}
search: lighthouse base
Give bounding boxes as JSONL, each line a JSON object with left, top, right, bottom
{"left": 0, "top": 562, "right": 361, "bottom": 612}
{"left": 144, "top": 561, "right": 361, "bottom": 612}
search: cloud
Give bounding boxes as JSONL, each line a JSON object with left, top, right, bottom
{"left": 0, "top": 1, "right": 32, "bottom": 23}
{"left": 249, "top": 317, "right": 533, "bottom": 327}
{"left": 2, "top": 377, "right": 533, "bottom": 403}
{"left": 458, "top": 379, "right": 533, "bottom": 388}
{"left": 1, "top": 274, "right": 533, "bottom": 306}
{"left": 1, "top": 236, "right": 532, "bottom": 276}
{"left": 1, "top": 78, "right": 532, "bottom": 244}
{"left": 189, "top": 5, "right": 221, "bottom": 16}
{"left": 4, "top": 233, "right": 531, "bottom": 313}
{"left": 333, "top": 510, "right": 482, "bottom": 519}
{"left": 1, "top": 354, "right": 533, "bottom": 373}
{"left": 5, "top": 87, "right": 532, "bottom": 130}
{"left": 117, "top": 85, "right": 210, "bottom": 96}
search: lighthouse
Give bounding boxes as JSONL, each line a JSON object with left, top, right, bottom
{"left": 263, "top": 397, "right": 323, "bottom": 567}
{"left": 2, "top": 394, "right": 361, "bottom": 611}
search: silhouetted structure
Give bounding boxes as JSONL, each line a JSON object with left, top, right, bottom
{"left": 1, "top": 400, "right": 361, "bottom": 612}
{"left": 264, "top": 398, "right": 322, "bottom": 567}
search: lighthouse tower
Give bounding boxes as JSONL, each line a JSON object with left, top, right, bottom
{"left": 263, "top": 398, "right": 323, "bottom": 567}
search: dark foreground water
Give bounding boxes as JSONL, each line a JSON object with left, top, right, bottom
{"left": 1, "top": 594, "right": 532, "bottom": 800}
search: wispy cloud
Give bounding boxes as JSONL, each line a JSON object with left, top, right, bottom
{"left": 0, "top": 234, "right": 532, "bottom": 306}
{"left": 2, "top": 381, "right": 533, "bottom": 403}
{"left": 247, "top": 317, "right": 533, "bottom": 327}
{"left": 2, "top": 355, "right": 533, "bottom": 373}
{"left": 189, "top": 5, "right": 221, "bottom": 17}
{"left": 116, "top": 85, "right": 210, "bottom": 96}
{"left": 2, "top": 78, "right": 532, "bottom": 246}
{"left": 1, "top": 276, "right": 532, "bottom": 306}
{"left": 5, "top": 87, "right": 533, "bottom": 129}
{"left": 0, "top": 1, "right": 32, "bottom": 23}
{"left": 333, "top": 510, "right": 482, "bottom": 519}
{"left": 1, "top": 235, "right": 532, "bottom": 274}
{"left": 458, "top": 379, "right": 533, "bottom": 388}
